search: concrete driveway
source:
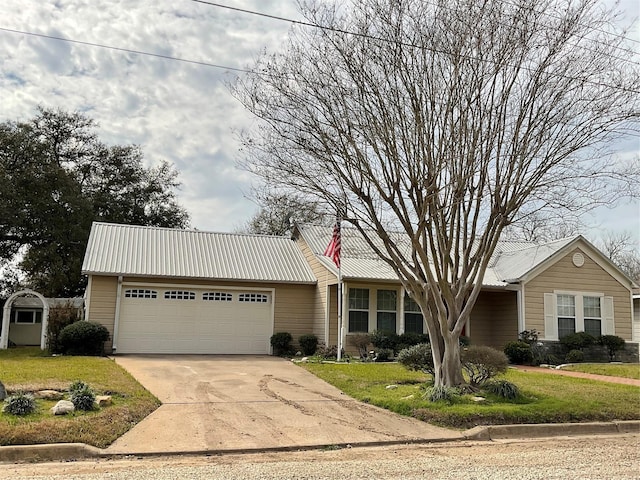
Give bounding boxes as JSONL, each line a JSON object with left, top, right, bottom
{"left": 106, "top": 355, "right": 461, "bottom": 454}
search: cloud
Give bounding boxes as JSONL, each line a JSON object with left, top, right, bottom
{"left": 0, "top": 0, "right": 638, "bottom": 240}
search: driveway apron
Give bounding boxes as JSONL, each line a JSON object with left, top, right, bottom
{"left": 106, "top": 355, "right": 461, "bottom": 454}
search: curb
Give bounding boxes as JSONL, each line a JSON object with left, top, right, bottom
{"left": 463, "top": 420, "right": 640, "bottom": 441}
{"left": 1, "top": 421, "right": 638, "bottom": 463}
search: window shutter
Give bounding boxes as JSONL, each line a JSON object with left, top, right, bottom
{"left": 544, "top": 293, "right": 558, "bottom": 340}
{"left": 602, "top": 296, "right": 615, "bottom": 335}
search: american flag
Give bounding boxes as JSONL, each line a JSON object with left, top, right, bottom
{"left": 323, "top": 222, "right": 341, "bottom": 268}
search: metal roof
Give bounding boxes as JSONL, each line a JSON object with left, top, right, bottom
{"left": 297, "top": 224, "right": 577, "bottom": 287}
{"left": 82, "top": 223, "right": 317, "bottom": 284}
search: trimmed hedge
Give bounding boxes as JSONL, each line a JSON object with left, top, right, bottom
{"left": 58, "top": 321, "right": 109, "bottom": 356}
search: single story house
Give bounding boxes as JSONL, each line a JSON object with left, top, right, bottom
{"left": 79, "top": 222, "right": 638, "bottom": 357}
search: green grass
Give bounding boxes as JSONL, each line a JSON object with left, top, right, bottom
{"left": 301, "top": 363, "right": 640, "bottom": 429}
{"left": 0, "top": 347, "right": 160, "bottom": 448}
{"left": 560, "top": 363, "right": 640, "bottom": 379}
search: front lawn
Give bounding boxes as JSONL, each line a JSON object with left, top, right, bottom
{"left": 301, "top": 363, "right": 640, "bottom": 429}
{"left": 0, "top": 347, "right": 160, "bottom": 448}
{"left": 559, "top": 363, "right": 640, "bottom": 380}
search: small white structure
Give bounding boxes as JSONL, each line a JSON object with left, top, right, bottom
{"left": 1, "top": 289, "right": 49, "bottom": 350}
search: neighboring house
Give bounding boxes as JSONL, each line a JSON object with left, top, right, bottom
{"left": 0, "top": 294, "right": 83, "bottom": 348}
{"left": 78, "top": 222, "right": 638, "bottom": 357}
{"left": 633, "top": 289, "right": 640, "bottom": 349}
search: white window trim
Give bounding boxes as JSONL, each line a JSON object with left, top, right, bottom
{"left": 346, "top": 285, "right": 404, "bottom": 334}
{"left": 544, "top": 290, "right": 614, "bottom": 341}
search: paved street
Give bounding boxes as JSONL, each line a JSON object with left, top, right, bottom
{"left": 5, "top": 434, "right": 639, "bottom": 479}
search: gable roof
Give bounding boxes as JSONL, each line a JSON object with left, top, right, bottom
{"left": 82, "top": 222, "right": 317, "bottom": 284}
{"left": 296, "top": 224, "right": 632, "bottom": 288}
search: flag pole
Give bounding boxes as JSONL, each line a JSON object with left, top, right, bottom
{"left": 336, "top": 216, "right": 343, "bottom": 362}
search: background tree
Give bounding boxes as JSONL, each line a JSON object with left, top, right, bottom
{"left": 241, "top": 187, "right": 331, "bottom": 236}
{"left": 0, "top": 107, "right": 189, "bottom": 297}
{"left": 233, "top": 0, "right": 639, "bottom": 387}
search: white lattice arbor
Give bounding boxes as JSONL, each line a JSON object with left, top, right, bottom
{"left": 1, "top": 289, "right": 49, "bottom": 350}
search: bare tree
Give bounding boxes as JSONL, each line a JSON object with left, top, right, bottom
{"left": 598, "top": 231, "right": 640, "bottom": 282}
{"left": 240, "top": 187, "right": 331, "bottom": 236}
{"left": 233, "top": 0, "right": 640, "bottom": 387}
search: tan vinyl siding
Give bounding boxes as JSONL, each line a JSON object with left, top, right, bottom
{"left": 469, "top": 290, "right": 519, "bottom": 349}
{"left": 296, "top": 236, "right": 336, "bottom": 344}
{"left": 525, "top": 248, "right": 632, "bottom": 340}
{"left": 85, "top": 275, "right": 118, "bottom": 352}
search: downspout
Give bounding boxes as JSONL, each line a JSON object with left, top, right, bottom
{"left": 112, "top": 276, "right": 123, "bottom": 353}
{"left": 517, "top": 283, "right": 525, "bottom": 334}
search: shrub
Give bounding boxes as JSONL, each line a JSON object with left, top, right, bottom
{"left": 560, "top": 332, "right": 596, "bottom": 352}
{"left": 70, "top": 382, "right": 96, "bottom": 411}
{"left": 3, "top": 392, "right": 36, "bottom": 416}
{"left": 298, "top": 334, "right": 319, "bottom": 356}
{"left": 461, "top": 345, "right": 509, "bottom": 387}
{"left": 316, "top": 345, "right": 345, "bottom": 360}
{"left": 270, "top": 332, "right": 293, "bottom": 356}
{"left": 58, "top": 321, "right": 109, "bottom": 355}
{"left": 370, "top": 330, "right": 400, "bottom": 352}
{"left": 565, "top": 349, "right": 585, "bottom": 363}
{"left": 485, "top": 379, "right": 520, "bottom": 400}
{"left": 46, "top": 301, "right": 82, "bottom": 353}
{"left": 503, "top": 341, "right": 533, "bottom": 365}
{"left": 459, "top": 336, "right": 471, "bottom": 346}
{"left": 374, "top": 348, "right": 394, "bottom": 362}
{"left": 518, "top": 329, "right": 539, "bottom": 344}
{"left": 424, "top": 385, "right": 459, "bottom": 403}
{"left": 350, "top": 333, "right": 371, "bottom": 359}
{"left": 599, "top": 335, "right": 626, "bottom": 361}
{"left": 397, "top": 332, "right": 429, "bottom": 349}
{"left": 397, "top": 343, "right": 435, "bottom": 376}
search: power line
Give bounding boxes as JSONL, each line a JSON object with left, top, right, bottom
{"left": 192, "top": 1, "right": 640, "bottom": 94}
{"left": 0, "top": 27, "right": 250, "bottom": 73}
{"left": 192, "top": 0, "right": 640, "bottom": 60}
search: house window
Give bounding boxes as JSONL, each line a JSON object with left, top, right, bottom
{"left": 557, "top": 294, "right": 576, "bottom": 338}
{"left": 583, "top": 296, "right": 601, "bottom": 338}
{"left": 238, "top": 293, "right": 269, "bottom": 303}
{"left": 125, "top": 289, "right": 158, "bottom": 299}
{"left": 404, "top": 294, "right": 424, "bottom": 334}
{"left": 377, "top": 290, "right": 397, "bottom": 332}
{"left": 203, "top": 292, "right": 233, "bottom": 301}
{"left": 13, "top": 310, "right": 43, "bottom": 324}
{"left": 348, "top": 288, "right": 369, "bottom": 332}
{"left": 164, "top": 290, "right": 196, "bottom": 300}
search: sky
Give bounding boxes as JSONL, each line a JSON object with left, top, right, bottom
{"left": 1, "top": 0, "right": 639, "bottom": 245}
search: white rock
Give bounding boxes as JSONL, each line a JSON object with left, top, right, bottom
{"left": 51, "top": 400, "right": 75, "bottom": 415}
{"left": 385, "top": 384, "right": 398, "bottom": 390}
{"left": 34, "top": 390, "right": 64, "bottom": 400}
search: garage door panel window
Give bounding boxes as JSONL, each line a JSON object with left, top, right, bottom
{"left": 164, "top": 291, "right": 196, "bottom": 300}
{"left": 238, "top": 293, "right": 269, "bottom": 303}
{"left": 203, "top": 292, "right": 233, "bottom": 301}
{"left": 124, "top": 289, "right": 157, "bottom": 299}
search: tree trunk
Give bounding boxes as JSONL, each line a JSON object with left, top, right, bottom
{"left": 431, "top": 332, "right": 464, "bottom": 387}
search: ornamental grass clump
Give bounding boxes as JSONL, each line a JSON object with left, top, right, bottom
{"left": 69, "top": 381, "right": 96, "bottom": 411}
{"left": 3, "top": 392, "right": 36, "bottom": 416}
{"left": 485, "top": 379, "right": 520, "bottom": 400}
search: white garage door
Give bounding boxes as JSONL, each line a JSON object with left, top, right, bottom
{"left": 116, "top": 287, "right": 273, "bottom": 354}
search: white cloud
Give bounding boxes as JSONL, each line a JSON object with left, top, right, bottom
{"left": 0, "top": 0, "right": 638, "bottom": 241}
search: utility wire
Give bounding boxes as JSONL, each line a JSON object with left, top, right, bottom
{"left": 0, "top": 27, "right": 250, "bottom": 73}
{"left": 192, "top": 0, "right": 640, "bottom": 60}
